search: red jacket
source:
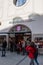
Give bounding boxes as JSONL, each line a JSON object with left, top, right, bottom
{"left": 26, "top": 46, "right": 36, "bottom": 59}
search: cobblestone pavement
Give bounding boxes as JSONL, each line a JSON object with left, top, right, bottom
{"left": 0, "top": 51, "right": 43, "bottom": 65}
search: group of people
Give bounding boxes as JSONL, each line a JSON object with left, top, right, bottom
{"left": 9, "top": 39, "right": 39, "bottom": 65}
{"left": 1, "top": 38, "right": 39, "bottom": 65}
{"left": 26, "top": 41, "right": 39, "bottom": 65}
{"left": 14, "top": 40, "right": 26, "bottom": 55}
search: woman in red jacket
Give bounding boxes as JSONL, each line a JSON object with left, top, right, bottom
{"left": 26, "top": 42, "right": 36, "bottom": 65}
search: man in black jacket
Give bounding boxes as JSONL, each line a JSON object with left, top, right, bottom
{"left": 2, "top": 38, "right": 7, "bottom": 57}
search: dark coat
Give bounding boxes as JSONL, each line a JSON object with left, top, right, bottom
{"left": 34, "top": 48, "right": 38, "bottom": 58}
{"left": 2, "top": 40, "right": 7, "bottom": 48}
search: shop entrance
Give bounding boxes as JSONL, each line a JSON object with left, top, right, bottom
{"left": 9, "top": 24, "right": 32, "bottom": 51}
{"left": 15, "top": 33, "right": 24, "bottom": 44}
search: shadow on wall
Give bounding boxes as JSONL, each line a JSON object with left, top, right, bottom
{"left": 29, "top": 13, "right": 43, "bottom": 21}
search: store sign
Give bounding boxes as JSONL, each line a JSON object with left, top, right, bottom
{"left": 16, "top": 26, "right": 21, "bottom": 31}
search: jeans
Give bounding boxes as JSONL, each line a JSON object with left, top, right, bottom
{"left": 2, "top": 48, "right": 6, "bottom": 56}
{"left": 34, "top": 58, "right": 39, "bottom": 65}
{"left": 22, "top": 47, "right": 25, "bottom": 55}
{"left": 30, "top": 59, "right": 34, "bottom": 65}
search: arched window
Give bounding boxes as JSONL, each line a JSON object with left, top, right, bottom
{"left": 13, "top": 0, "right": 26, "bottom": 7}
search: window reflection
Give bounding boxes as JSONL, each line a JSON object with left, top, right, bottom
{"left": 13, "top": 0, "right": 26, "bottom": 7}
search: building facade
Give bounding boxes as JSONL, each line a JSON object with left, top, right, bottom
{"left": 0, "top": 0, "right": 43, "bottom": 47}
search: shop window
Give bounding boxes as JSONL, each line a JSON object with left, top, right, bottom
{"left": 34, "top": 37, "right": 43, "bottom": 48}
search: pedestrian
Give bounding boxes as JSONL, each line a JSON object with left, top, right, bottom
{"left": 17, "top": 42, "right": 21, "bottom": 54}
{"left": 21, "top": 40, "right": 25, "bottom": 55}
{"left": 1, "top": 38, "right": 7, "bottom": 57}
{"left": 26, "top": 41, "right": 36, "bottom": 65}
{"left": 34, "top": 43, "right": 39, "bottom": 65}
{"left": 10, "top": 38, "right": 14, "bottom": 52}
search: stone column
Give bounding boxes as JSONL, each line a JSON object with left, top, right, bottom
{"left": 6, "top": 34, "right": 9, "bottom": 50}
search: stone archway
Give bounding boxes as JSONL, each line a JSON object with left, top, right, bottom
{"left": 8, "top": 24, "right": 32, "bottom": 51}
{"left": 9, "top": 24, "right": 32, "bottom": 42}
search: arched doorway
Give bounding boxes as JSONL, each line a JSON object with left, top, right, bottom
{"left": 8, "top": 24, "right": 32, "bottom": 51}
{"left": 9, "top": 24, "right": 32, "bottom": 43}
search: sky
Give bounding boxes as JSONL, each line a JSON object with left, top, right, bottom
{"left": 16, "top": 0, "right": 26, "bottom": 6}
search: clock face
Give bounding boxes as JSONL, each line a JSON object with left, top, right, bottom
{"left": 13, "top": 0, "right": 26, "bottom": 7}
